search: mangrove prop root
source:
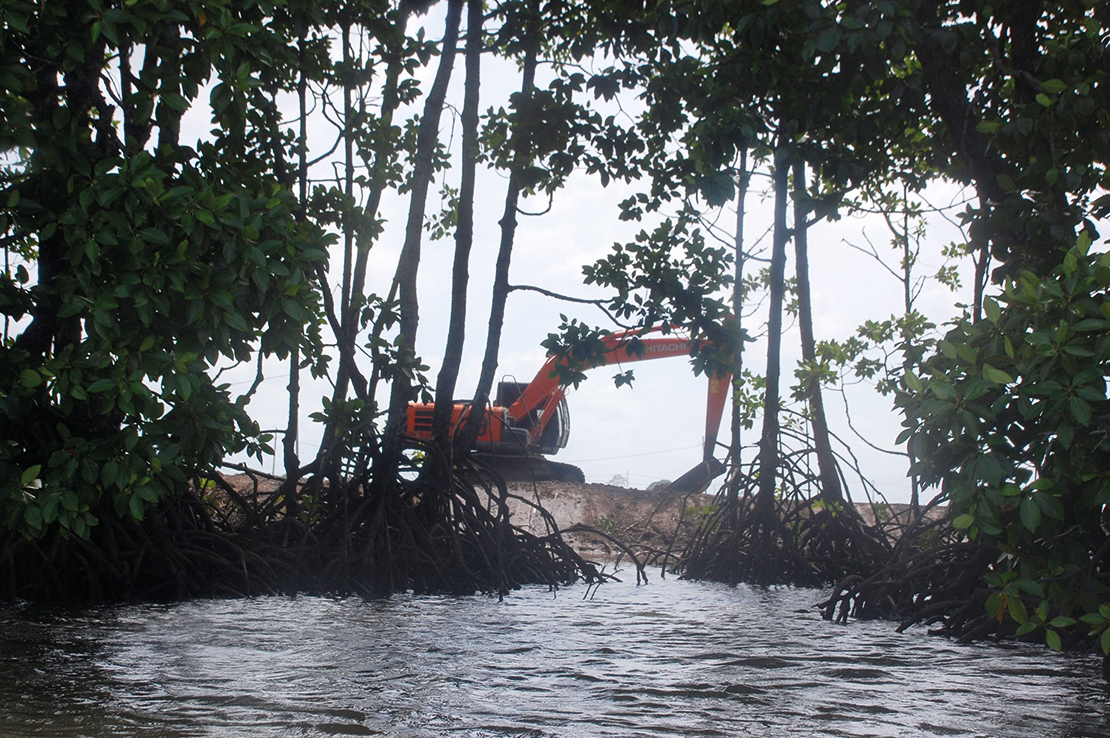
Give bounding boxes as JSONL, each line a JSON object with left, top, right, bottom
{"left": 0, "top": 461, "right": 606, "bottom": 603}
{"left": 559, "top": 524, "right": 646, "bottom": 584}
{"left": 678, "top": 471, "right": 882, "bottom": 588}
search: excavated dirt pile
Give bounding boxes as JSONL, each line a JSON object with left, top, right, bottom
{"left": 504, "top": 481, "right": 715, "bottom": 562}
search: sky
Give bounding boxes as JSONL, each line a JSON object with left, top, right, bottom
{"left": 209, "top": 11, "right": 978, "bottom": 506}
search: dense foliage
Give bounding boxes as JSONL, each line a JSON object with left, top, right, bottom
{"left": 900, "top": 234, "right": 1110, "bottom": 649}
{"left": 0, "top": 0, "right": 329, "bottom": 538}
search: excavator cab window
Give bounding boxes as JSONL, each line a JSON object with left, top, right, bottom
{"left": 495, "top": 380, "right": 528, "bottom": 408}
{"left": 536, "top": 395, "right": 570, "bottom": 455}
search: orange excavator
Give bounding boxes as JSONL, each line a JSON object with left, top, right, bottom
{"left": 405, "top": 326, "right": 730, "bottom": 487}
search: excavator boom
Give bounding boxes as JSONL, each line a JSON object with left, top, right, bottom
{"left": 506, "top": 328, "right": 730, "bottom": 461}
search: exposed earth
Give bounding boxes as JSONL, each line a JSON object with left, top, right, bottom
{"left": 503, "top": 480, "right": 715, "bottom": 561}
{"left": 502, "top": 481, "right": 939, "bottom": 563}
{"left": 223, "top": 474, "right": 939, "bottom": 564}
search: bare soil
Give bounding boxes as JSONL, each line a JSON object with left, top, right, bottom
{"left": 505, "top": 481, "right": 946, "bottom": 560}
{"left": 505, "top": 481, "right": 716, "bottom": 559}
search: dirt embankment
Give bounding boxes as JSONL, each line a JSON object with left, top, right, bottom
{"left": 504, "top": 482, "right": 946, "bottom": 559}
{"left": 505, "top": 481, "right": 716, "bottom": 558}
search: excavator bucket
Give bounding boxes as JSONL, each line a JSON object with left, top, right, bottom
{"left": 664, "top": 457, "right": 726, "bottom": 495}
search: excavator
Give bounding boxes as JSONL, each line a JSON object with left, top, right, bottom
{"left": 404, "top": 326, "right": 731, "bottom": 489}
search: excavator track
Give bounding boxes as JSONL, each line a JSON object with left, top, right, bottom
{"left": 474, "top": 454, "right": 585, "bottom": 484}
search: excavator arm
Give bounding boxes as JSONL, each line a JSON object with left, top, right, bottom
{"left": 506, "top": 327, "right": 731, "bottom": 462}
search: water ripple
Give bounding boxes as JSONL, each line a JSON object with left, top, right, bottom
{"left": 0, "top": 577, "right": 1107, "bottom": 736}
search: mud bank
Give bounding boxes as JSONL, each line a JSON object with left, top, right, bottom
{"left": 503, "top": 481, "right": 945, "bottom": 558}
{"left": 505, "top": 481, "right": 715, "bottom": 558}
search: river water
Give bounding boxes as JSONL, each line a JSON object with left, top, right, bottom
{"left": 1, "top": 573, "right": 1107, "bottom": 737}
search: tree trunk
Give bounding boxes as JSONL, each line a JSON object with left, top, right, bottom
{"left": 321, "top": 6, "right": 414, "bottom": 458}
{"left": 792, "top": 159, "right": 845, "bottom": 505}
{"left": 282, "top": 33, "right": 311, "bottom": 509}
{"left": 431, "top": 0, "right": 484, "bottom": 451}
{"left": 899, "top": 187, "right": 922, "bottom": 514}
{"left": 726, "top": 149, "right": 748, "bottom": 512}
{"left": 380, "top": 0, "right": 464, "bottom": 477}
{"left": 458, "top": 1, "right": 541, "bottom": 452}
{"left": 752, "top": 149, "right": 791, "bottom": 532}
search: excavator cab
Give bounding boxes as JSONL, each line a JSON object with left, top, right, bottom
{"left": 495, "top": 380, "right": 570, "bottom": 455}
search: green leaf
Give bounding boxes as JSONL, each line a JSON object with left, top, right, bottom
{"left": 986, "top": 591, "right": 1005, "bottom": 619}
{"left": 984, "top": 297, "right": 1001, "bottom": 323}
{"left": 971, "top": 454, "right": 1003, "bottom": 487}
{"left": 1008, "top": 595, "right": 1028, "bottom": 624}
{"left": 128, "top": 493, "right": 145, "bottom": 521}
{"left": 100, "top": 460, "right": 119, "bottom": 489}
{"left": 140, "top": 227, "right": 170, "bottom": 245}
{"left": 1045, "top": 628, "right": 1061, "bottom": 651}
{"left": 1063, "top": 252, "right": 1078, "bottom": 275}
{"left": 1035, "top": 492, "right": 1065, "bottom": 521}
{"left": 1102, "top": 629, "right": 1110, "bottom": 655}
{"left": 904, "top": 372, "right": 923, "bottom": 392}
{"left": 1048, "top": 616, "right": 1076, "bottom": 628}
{"left": 20, "top": 465, "right": 41, "bottom": 487}
{"left": 1015, "top": 579, "right": 1045, "bottom": 599}
{"left": 23, "top": 505, "right": 42, "bottom": 531}
{"left": 1020, "top": 497, "right": 1042, "bottom": 532}
{"left": 1069, "top": 396, "right": 1092, "bottom": 425}
{"left": 1076, "top": 385, "right": 1106, "bottom": 402}
{"left": 983, "top": 364, "right": 1013, "bottom": 384}
{"left": 19, "top": 369, "right": 42, "bottom": 388}
{"left": 952, "top": 513, "right": 975, "bottom": 530}
{"left": 88, "top": 378, "right": 115, "bottom": 393}
{"left": 1071, "top": 318, "right": 1109, "bottom": 331}
{"left": 1041, "top": 79, "right": 1067, "bottom": 95}
{"left": 931, "top": 382, "right": 957, "bottom": 401}
{"left": 42, "top": 495, "right": 59, "bottom": 524}
{"left": 814, "top": 26, "right": 841, "bottom": 53}
{"left": 1035, "top": 93, "right": 1052, "bottom": 107}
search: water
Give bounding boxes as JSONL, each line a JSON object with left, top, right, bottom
{"left": 0, "top": 574, "right": 1107, "bottom": 737}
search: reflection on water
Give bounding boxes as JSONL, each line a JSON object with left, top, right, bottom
{"left": 0, "top": 575, "right": 1107, "bottom": 737}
